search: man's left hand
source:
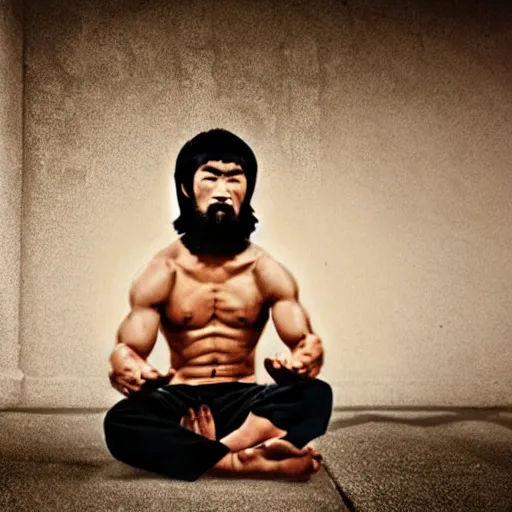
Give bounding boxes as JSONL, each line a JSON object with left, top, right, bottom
{"left": 265, "top": 334, "right": 324, "bottom": 383}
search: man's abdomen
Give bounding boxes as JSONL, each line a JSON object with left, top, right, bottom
{"left": 162, "top": 321, "right": 263, "bottom": 385}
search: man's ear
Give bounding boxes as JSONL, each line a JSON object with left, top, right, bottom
{"left": 181, "top": 183, "right": 190, "bottom": 198}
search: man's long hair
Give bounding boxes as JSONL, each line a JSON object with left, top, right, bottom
{"left": 173, "top": 129, "right": 259, "bottom": 241}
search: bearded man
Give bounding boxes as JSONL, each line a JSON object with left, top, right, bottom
{"left": 104, "top": 129, "right": 332, "bottom": 481}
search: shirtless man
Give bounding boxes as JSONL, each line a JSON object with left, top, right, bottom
{"left": 104, "top": 129, "right": 332, "bottom": 482}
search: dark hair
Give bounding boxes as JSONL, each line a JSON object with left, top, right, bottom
{"left": 173, "top": 129, "right": 258, "bottom": 236}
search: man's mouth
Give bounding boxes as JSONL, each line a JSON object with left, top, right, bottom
{"left": 209, "top": 203, "right": 234, "bottom": 215}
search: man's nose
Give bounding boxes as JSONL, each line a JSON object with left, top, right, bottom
{"left": 213, "top": 181, "right": 230, "bottom": 201}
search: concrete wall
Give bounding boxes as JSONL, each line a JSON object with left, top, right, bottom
{"left": 0, "top": 0, "right": 22, "bottom": 407}
{"left": 8, "top": 0, "right": 512, "bottom": 407}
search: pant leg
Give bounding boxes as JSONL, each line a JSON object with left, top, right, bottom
{"left": 198, "top": 382, "right": 267, "bottom": 440}
{"left": 103, "top": 385, "right": 229, "bottom": 482}
{"left": 248, "top": 379, "right": 333, "bottom": 448}
{"left": 203, "top": 379, "right": 333, "bottom": 448}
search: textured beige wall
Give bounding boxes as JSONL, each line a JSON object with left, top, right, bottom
{"left": 0, "top": 0, "right": 22, "bottom": 407}
{"left": 16, "top": 0, "right": 512, "bottom": 407}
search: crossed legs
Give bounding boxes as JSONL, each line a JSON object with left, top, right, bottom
{"left": 179, "top": 406, "right": 322, "bottom": 479}
{"left": 104, "top": 379, "right": 332, "bottom": 481}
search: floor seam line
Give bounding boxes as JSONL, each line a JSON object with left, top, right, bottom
{"left": 322, "top": 463, "right": 356, "bottom": 512}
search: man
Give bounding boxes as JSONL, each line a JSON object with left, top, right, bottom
{"left": 104, "top": 129, "right": 332, "bottom": 482}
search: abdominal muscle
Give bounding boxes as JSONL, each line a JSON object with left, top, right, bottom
{"left": 162, "top": 322, "right": 262, "bottom": 385}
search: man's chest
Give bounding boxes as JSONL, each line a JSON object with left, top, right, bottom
{"left": 163, "top": 266, "right": 267, "bottom": 328}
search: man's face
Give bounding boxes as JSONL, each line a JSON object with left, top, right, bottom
{"left": 187, "top": 160, "right": 248, "bottom": 221}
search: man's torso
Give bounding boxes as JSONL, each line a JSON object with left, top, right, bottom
{"left": 156, "top": 240, "right": 274, "bottom": 385}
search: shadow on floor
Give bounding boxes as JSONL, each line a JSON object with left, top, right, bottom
{"left": 328, "top": 406, "right": 512, "bottom": 432}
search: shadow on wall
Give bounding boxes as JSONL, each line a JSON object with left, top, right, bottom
{"left": 328, "top": 407, "right": 512, "bottom": 432}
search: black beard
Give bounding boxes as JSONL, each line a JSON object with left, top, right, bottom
{"left": 181, "top": 203, "right": 249, "bottom": 256}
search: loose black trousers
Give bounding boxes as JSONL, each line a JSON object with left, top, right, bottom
{"left": 104, "top": 379, "right": 333, "bottom": 481}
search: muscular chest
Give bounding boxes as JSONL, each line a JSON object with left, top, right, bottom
{"left": 164, "top": 269, "right": 265, "bottom": 329}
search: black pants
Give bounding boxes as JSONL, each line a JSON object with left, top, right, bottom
{"left": 104, "top": 379, "right": 333, "bottom": 481}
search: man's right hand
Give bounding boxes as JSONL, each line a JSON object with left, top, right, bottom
{"left": 109, "top": 344, "right": 175, "bottom": 397}
{"left": 180, "top": 405, "right": 217, "bottom": 440}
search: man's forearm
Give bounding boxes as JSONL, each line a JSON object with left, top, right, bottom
{"left": 110, "top": 341, "right": 148, "bottom": 366}
{"left": 115, "top": 305, "right": 161, "bottom": 359}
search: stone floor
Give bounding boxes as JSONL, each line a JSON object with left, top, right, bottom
{"left": 1, "top": 408, "right": 511, "bottom": 511}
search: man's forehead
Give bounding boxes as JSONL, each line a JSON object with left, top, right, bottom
{"left": 198, "top": 160, "right": 244, "bottom": 173}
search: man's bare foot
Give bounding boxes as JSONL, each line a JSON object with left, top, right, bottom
{"left": 237, "top": 441, "right": 321, "bottom": 481}
{"left": 220, "top": 412, "right": 287, "bottom": 452}
{"left": 256, "top": 438, "right": 322, "bottom": 463}
{"left": 211, "top": 439, "right": 321, "bottom": 481}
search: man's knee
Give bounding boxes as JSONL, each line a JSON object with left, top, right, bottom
{"left": 302, "top": 378, "right": 333, "bottom": 413}
{"left": 103, "top": 401, "right": 126, "bottom": 455}
{"left": 277, "top": 379, "right": 333, "bottom": 447}
{"left": 104, "top": 398, "right": 130, "bottom": 428}
{"left": 103, "top": 398, "right": 147, "bottom": 461}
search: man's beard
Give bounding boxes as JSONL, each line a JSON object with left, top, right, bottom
{"left": 181, "top": 203, "right": 250, "bottom": 256}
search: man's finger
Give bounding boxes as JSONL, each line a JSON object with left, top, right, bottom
{"left": 274, "top": 356, "right": 293, "bottom": 371}
{"left": 120, "top": 363, "right": 145, "bottom": 385}
{"left": 308, "top": 353, "right": 324, "bottom": 370}
{"left": 182, "top": 411, "right": 192, "bottom": 431}
{"left": 308, "top": 350, "right": 323, "bottom": 365}
{"left": 278, "top": 354, "right": 289, "bottom": 366}
{"left": 291, "top": 359, "right": 305, "bottom": 370}
{"left": 160, "top": 368, "right": 176, "bottom": 381}
{"left": 205, "top": 407, "right": 214, "bottom": 432}
{"left": 131, "top": 366, "right": 145, "bottom": 385}
{"left": 294, "top": 347, "right": 322, "bottom": 364}
{"left": 189, "top": 409, "right": 201, "bottom": 435}
{"left": 271, "top": 358, "right": 282, "bottom": 369}
{"left": 197, "top": 405, "right": 208, "bottom": 436}
{"left": 112, "top": 382, "right": 125, "bottom": 395}
{"left": 307, "top": 364, "right": 322, "bottom": 379}
{"left": 116, "top": 378, "right": 142, "bottom": 392}
{"left": 201, "top": 405, "right": 216, "bottom": 440}
{"left": 141, "top": 366, "right": 159, "bottom": 380}
{"left": 189, "top": 408, "right": 199, "bottom": 432}
{"left": 116, "top": 376, "right": 137, "bottom": 388}
{"left": 298, "top": 350, "right": 322, "bottom": 369}
{"left": 110, "top": 377, "right": 127, "bottom": 395}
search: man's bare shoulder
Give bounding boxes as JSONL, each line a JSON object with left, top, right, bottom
{"left": 253, "top": 245, "right": 298, "bottom": 302}
{"left": 151, "top": 239, "right": 182, "bottom": 265}
{"left": 129, "top": 241, "right": 180, "bottom": 307}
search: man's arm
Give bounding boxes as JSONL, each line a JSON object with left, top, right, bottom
{"left": 258, "top": 256, "right": 324, "bottom": 380}
{"left": 109, "top": 257, "right": 176, "bottom": 395}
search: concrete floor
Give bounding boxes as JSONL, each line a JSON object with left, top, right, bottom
{"left": 1, "top": 408, "right": 511, "bottom": 511}
{"left": 319, "top": 409, "right": 512, "bottom": 512}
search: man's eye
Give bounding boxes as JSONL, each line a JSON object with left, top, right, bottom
{"left": 228, "top": 179, "right": 240, "bottom": 183}
{"left": 204, "top": 177, "right": 217, "bottom": 182}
